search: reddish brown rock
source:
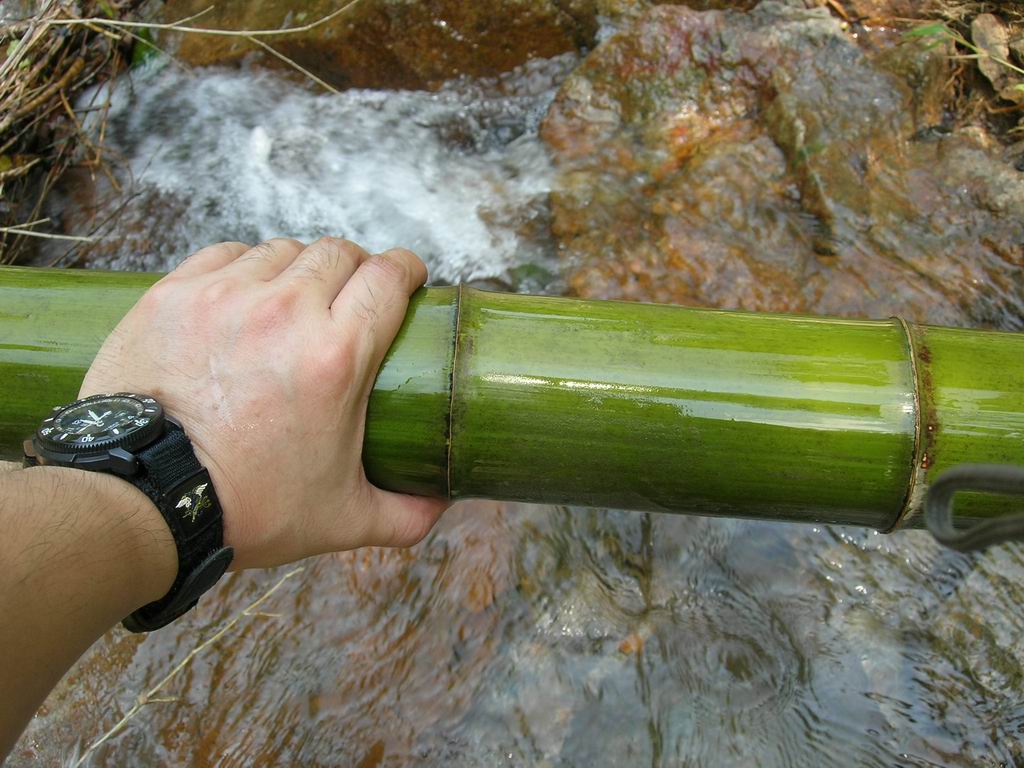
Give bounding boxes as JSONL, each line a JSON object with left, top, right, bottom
{"left": 160, "top": 0, "right": 600, "bottom": 90}
{"left": 541, "top": 3, "right": 1024, "bottom": 328}
{"left": 831, "top": 0, "right": 927, "bottom": 21}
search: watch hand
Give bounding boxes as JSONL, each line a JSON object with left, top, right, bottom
{"left": 88, "top": 410, "right": 100, "bottom": 421}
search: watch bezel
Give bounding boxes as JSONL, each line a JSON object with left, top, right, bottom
{"left": 31, "top": 393, "right": 166, "bottom": 473}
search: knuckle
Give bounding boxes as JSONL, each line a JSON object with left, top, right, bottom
{"left": 365, "top": 252, "right": 410, "bottom": 284}
{"left": 289, "top": 238, "right": 362, "bottom": 282}
{"left": 257, "top": 284, "right": 302, "bottom": 321}
{"left": 238, "top": 286, "right": 304, "bottom": 342}
{"left": 312, "top": 237, "right": 362, "bottom": 272}
{"left": 352, "top": 290, "right": 381, "bottom": 326}
{"left": 212, "top": 240, "right": 249, "bottom": 255}
{"left": 172, "top": 253, "right": 201, "bottom": 275}
{"left": 310, "top": 339, "right": 357, "bottom": 388}
{"left": 310, "top": 247, "right": 342, "bottom": 274}
{"left": 136, "top": 277, "right": 178, "bottom": 310}
{"left": 272, "top": 237, "right": 305, "bottom": 252}
{"left": 197, "top": 277, "right": 239, "bottom": 307}
{"left": 180, "top": 241, "right": 247, "bottom": 265}
{"left": 241, "top": 241, "right": 278, "bottom": 263}
{"left": 315, "top": 236, "right": 363, "bottom": 257}
{"left": 383, "top": 246, "right": 419, "bottom": 264}
{"left": 311, "top": 235, "right": 344, "bottom": 252}
{"left": 242, "top": 237, "right": 304, "bottom": 265}
{"left": 289, "top": 259, "right": 325, "bottom": 282}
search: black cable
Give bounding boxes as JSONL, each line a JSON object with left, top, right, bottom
{"left": 924, "top": 464, "right": 1024, "bottom": 552}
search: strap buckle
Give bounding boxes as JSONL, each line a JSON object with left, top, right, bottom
{"left": 924, "top": 464, "right": 1024, "bottom": 552}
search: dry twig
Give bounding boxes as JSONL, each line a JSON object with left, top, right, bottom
{"left": 0, "top": 1, "right": 363, "bottom": 264}
{"left": 73, "top": 566, "right": 306, "bottom": 767}
{"left": 0, "top": 0, "right": 138, "bottom": 263}
{"left": 0, "top": 224, "right": 97, "bottom": 242}
{"left": 245, "top": 35, "right": 342, "bottom": 95}
{"left": 47, "top": 0, "right": 362, "bottom": 38}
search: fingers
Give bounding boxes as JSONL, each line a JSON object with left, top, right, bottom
{"left": 171, "top": 241, "right": 250, "bottom": 277}
{"left": 365, "top": 487, "right": 450, "bottom": 548}
{"left": 278, "top": 237, "right": 370, "bottom": 304}
{"left": 225, "top": 238, "right": 307, "bottom": 280}
{"left": 332, "top": 248, "right": 428, "bottom": 365}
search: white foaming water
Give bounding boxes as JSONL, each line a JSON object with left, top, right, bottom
{"left": 62, "top": 55, "right": 576, "bottom": 282}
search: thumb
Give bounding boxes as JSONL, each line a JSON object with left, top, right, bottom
{"left": 365, "top": 486, "right": 450, "bottom": 548}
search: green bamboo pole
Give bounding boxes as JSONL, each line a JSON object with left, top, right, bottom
{"left": 2, "top": 266, "right": 1023, "bottom": 530}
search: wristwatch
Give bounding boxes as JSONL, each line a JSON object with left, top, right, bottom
{"left": 23, "top": 392, "right": 234, "bottom": 632}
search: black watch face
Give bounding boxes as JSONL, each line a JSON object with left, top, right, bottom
{"left": 37, "top": 393, "right": 164, "bottom": 454}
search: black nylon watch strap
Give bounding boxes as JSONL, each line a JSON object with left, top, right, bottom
{"left": 122, "top": 424, "right": 233, "bottom": 632}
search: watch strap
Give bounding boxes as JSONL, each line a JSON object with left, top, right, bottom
{"left": 122, "top": 424, "right": 234, "bottom": 632}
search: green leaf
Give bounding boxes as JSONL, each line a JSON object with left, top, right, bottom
{"left": 98, "top": 1, "right": 116, "bottom": 18}
{"left": 7, "top": 41, "right": 30, "bottom": 70}
{"left": 131, "top": 27, "right": 159, "bottom": 67}
{"left": 903, "top": 22, "right": 948, "bottom": 40}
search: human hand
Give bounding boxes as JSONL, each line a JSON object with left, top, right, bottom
{"left": 80, "top": 238, "right": 450, "bottom": 570}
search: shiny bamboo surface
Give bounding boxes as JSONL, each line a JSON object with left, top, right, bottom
{"left": 449, "top": 289, "right": 918, "bottom": 528}
{"left": 2, "top": 266, "right": 1023, "bottom": 529}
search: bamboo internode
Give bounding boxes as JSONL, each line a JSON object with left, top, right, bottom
{"left": 1, "top": 266, "right": 1022, "bottom": 531}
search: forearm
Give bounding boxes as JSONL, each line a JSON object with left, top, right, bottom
{"left": 0, "top": 466, "right": 176, "bottom": 757}
{"left": 0, "top": 238, "right": 446, "bottom": 760}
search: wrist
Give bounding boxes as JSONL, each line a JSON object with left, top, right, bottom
{"left": 0, "top": 465, "right": 176, "bottom": 755}
{"left": 18, "top": 466, "right": 177, "bottom": 614}
{"left": 24, "top": 392, "right": 234, "bottom": 630}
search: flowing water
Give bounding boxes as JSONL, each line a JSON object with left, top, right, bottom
{"left": 12, "top": 9, "right": 1024, "bottom": 767}
{"left": 40, "top": 55, "right": 572, "bottom": 288}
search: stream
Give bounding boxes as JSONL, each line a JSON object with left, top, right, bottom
{"left": 12, "top": 1, "right": 1024, "bottom": 766}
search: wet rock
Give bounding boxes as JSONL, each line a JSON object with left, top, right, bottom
{"left": 160, "top": 0, "right": 599, "bottom": 90}
{"left": 833, "top": 0, "right": 923, "bottom": 20}
{"left": 595, "top": 0, "right": 761, "bottom": 32}
{"left": 541, "top": 1, "right": 1024, "bottom": 328}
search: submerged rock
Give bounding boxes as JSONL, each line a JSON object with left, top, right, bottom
{"left": 542, "top": 1, "right": 1024, "bottom": 328}
{"left": 160, "top": 0, "right": 600, "bottom": 90}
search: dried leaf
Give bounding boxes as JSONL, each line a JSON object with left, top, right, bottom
{"left": 999, "top": 81, "right": 1024, "bottom": 104}
{"left": 1011, "top": 36, "right": 1024, "bottom": 67}
{"left": 972, "top": 13, "right": 1011, "bottom": 90}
